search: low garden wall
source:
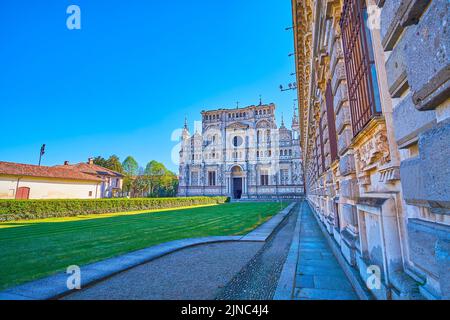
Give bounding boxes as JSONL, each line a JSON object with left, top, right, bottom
{"left": 0, "top": 196, "right": 229, "bottom": 222}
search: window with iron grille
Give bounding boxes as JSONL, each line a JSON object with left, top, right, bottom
{"left": 325, "top": 80, "right": 338, "bottom": 162}
{"left": 340, "top": 0, "right": 382, "bottom": 136}
{"left": 319, "top": 116, "right": 326, "bottom": 173}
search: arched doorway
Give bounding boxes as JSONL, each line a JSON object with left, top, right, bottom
{"left": 231, "top": 166, "right": 243, "bottom": 199}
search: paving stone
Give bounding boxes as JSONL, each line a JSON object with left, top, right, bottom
{"left": 302, "top": 259, "right": 340, "bottom": 269}
{"left": 291, "top": 203, "right": 358, "bottom": 300}
{"left": 299, "top": 252, "right": 323, "bottom": 260}
{"left": 294, "top": 288, "right": 358, "bottom": 300}
{"left": 297, "top": 265, "right": 345, "bottom": 277}
{"left": 313, "top": 275, "right": 354, "bottom": 291}
{"left": 295, "top": 275, "right": 314, "bottom": 289}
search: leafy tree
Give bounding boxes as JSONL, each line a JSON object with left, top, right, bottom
{"left": 131, "top": 175, "right": 149, "bottom": 198}
{"left": 93, "top": 156, "right": 108, "bottom": 168}
{"left": 94, "top": 156, "right": 178, "bottom": 198}
{"left": 122, "top": 178, "right": 133, "bottom": 196}
{"left": 145, "top": 161, "right": 166, "bottom": 196}
{"left": 106, "top": 155, "right": 124, "bottom": 174}
{"left": 122, "top": 156, "right": 139, "bottom": 177}
{"left": 144, "top": 161, "right": 178, "bottom": 197}
{"left": 93, "top": 155, "right": 124, "bottom": 174}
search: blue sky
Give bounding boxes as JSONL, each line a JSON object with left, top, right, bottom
{"left": 0, "top": 0, "right": 297, "bottom": 172}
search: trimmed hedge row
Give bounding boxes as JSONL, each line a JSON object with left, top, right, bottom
{"left": 0, "top": 196, "right": 229, "bottom": 222}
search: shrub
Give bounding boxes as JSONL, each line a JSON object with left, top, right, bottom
{"left": 0, "top": 196, "right": 229, "bottom": 222}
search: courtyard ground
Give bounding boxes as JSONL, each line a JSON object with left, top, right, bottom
{"left": 62, "top": 201, "right": 358, "bottom": 300}
{"left": 0, "top": 202, "right": 287, "bottom": 291}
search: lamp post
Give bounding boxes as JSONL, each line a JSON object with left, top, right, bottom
{"left": 279, "top": 83, "right": 298, "bottom": 92}
{"left": 38, "top": 144, "right": 46, "bottom": 166}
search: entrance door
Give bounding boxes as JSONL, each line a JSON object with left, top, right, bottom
{"left": 15, "top": 187, "right": 30, "bottom": 200}
{"left": 233, "top": 178, "right": 243, "bottom": 199}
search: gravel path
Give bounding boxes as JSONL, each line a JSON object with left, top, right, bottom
{"left": 62, "top": 241, "right": 263, "bottom": 300}
{"left": 216, "top": 207, "right": 298, "bottom": 300}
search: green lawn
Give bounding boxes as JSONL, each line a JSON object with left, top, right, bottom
{"left": 0, "top": 202, "right": 288, "bottom": 290}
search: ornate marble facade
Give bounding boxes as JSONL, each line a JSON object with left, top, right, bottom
{"left": 178, "top": 103, "right": 304, "bottom": 199}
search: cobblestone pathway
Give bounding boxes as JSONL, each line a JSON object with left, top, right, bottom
{"left": 216, "top": 206, "right": 298, "bottom": 300}
{"left": 293, "top": 204, "right": 358, "bottom": 300}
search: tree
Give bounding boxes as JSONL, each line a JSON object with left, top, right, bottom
{"left": 122, "top": 156, "right": 139, "bottom": 177}
{"left": 93, "top": 155, "right": 124, "bottom": 174}
{"left": 144, "top": 161, "right": 179, "bottom": 197}
{"left": 106, "top": 155, "right": 124, "bottom": 174}
{"left": 145, "top": 160, "right": 166, "bottom": 196}
{"left": 131, "top": 175, "right": 149, "bottom": 198}
{"left": 93, "top": 156, "right": 108, "bottom": 168}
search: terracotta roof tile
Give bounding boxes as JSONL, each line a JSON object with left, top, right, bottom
{"left": 54, "top": 163, "right": 124, "bottom": 178}
{"left": 0, "top": 161, "right": 103, "bottom": 182}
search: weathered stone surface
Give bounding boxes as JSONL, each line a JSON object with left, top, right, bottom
{"left": 331, "top": 60, "right": 347, "bottom": 95}
{"left": 407, "top": 219, "right": 450, "bottom": 280}
{"left": 385, "top": 32, "right": 409, "bottom": 97}
{"left": 340, "top": 178, "right": 359, "bottom": 200}
{"left": 399, "top": 0, "right": 432, "bottom": 27}
{"left": 342, "top": 204, "right": 358, "bottom": 226}
{"left": 333, "top": 82, "right": 349, "bottom": 114}
{"left": 380, "top": 0, "right": 403, "bottom": 50}
{"left": 417, "top": 118, "right": 450, "bottom": 210}
{"left": 335, "top": 103, "right": 351, "bottom": 135}
{"left": 339, "top": 154, "right": 356, "bottom": 176}
{"left": 393, "top": 93, "right": 436, "bottom": 147}
{"left": 405, "top": 1, "right": 450, "bottom": 110}
{"left": 330, "top": 38, "right": 344, "bottom": 76}
{"left": 337, "top": 128, "right": 352, "bottom": 156}
{"left": 436, "top": 239, "right": 450, "bottom": 299}
{"left": 400, "top": 118, "right": 450, "bottom": 212}
{"left": 381, "top": 0, "right": 431, "bottom": 50}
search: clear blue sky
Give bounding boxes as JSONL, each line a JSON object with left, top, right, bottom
{"left": 0, "top": 0, "right": 297, "bottom": 172}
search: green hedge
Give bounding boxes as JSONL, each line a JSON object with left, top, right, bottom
{"left": 0, "top": 196, "right": 229, "bottom": 222}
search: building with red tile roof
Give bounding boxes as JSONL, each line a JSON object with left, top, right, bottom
{"left": 0, "top": 159, "right": 123, "bottom": 200}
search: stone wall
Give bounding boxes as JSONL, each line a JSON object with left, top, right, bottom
{"left": 292, "top": 0, "right": 449, "bottom": 300}
{"left": 381, "top": 0, "right": 450, "bottom": 299}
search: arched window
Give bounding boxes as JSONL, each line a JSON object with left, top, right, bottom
{"left": 289, "top": 149, "right": 292, "bottom": 156}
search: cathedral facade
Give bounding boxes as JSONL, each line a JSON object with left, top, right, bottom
{"left": 178, "top": 103, "right": 304, "bottom": 199}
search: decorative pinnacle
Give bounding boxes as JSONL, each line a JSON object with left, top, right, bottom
{"left": 184, "top": 116, "right": 188, "bottom": 130}
{"left": 281, "top": 113, "right": 285, "bottom": 126}
{"left": 259, "top": 95, "right": 262, "bottom": 105}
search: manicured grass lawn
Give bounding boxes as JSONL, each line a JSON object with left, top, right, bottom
{"left": 0, "top": 202, "right": 288, "bottom": 290}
